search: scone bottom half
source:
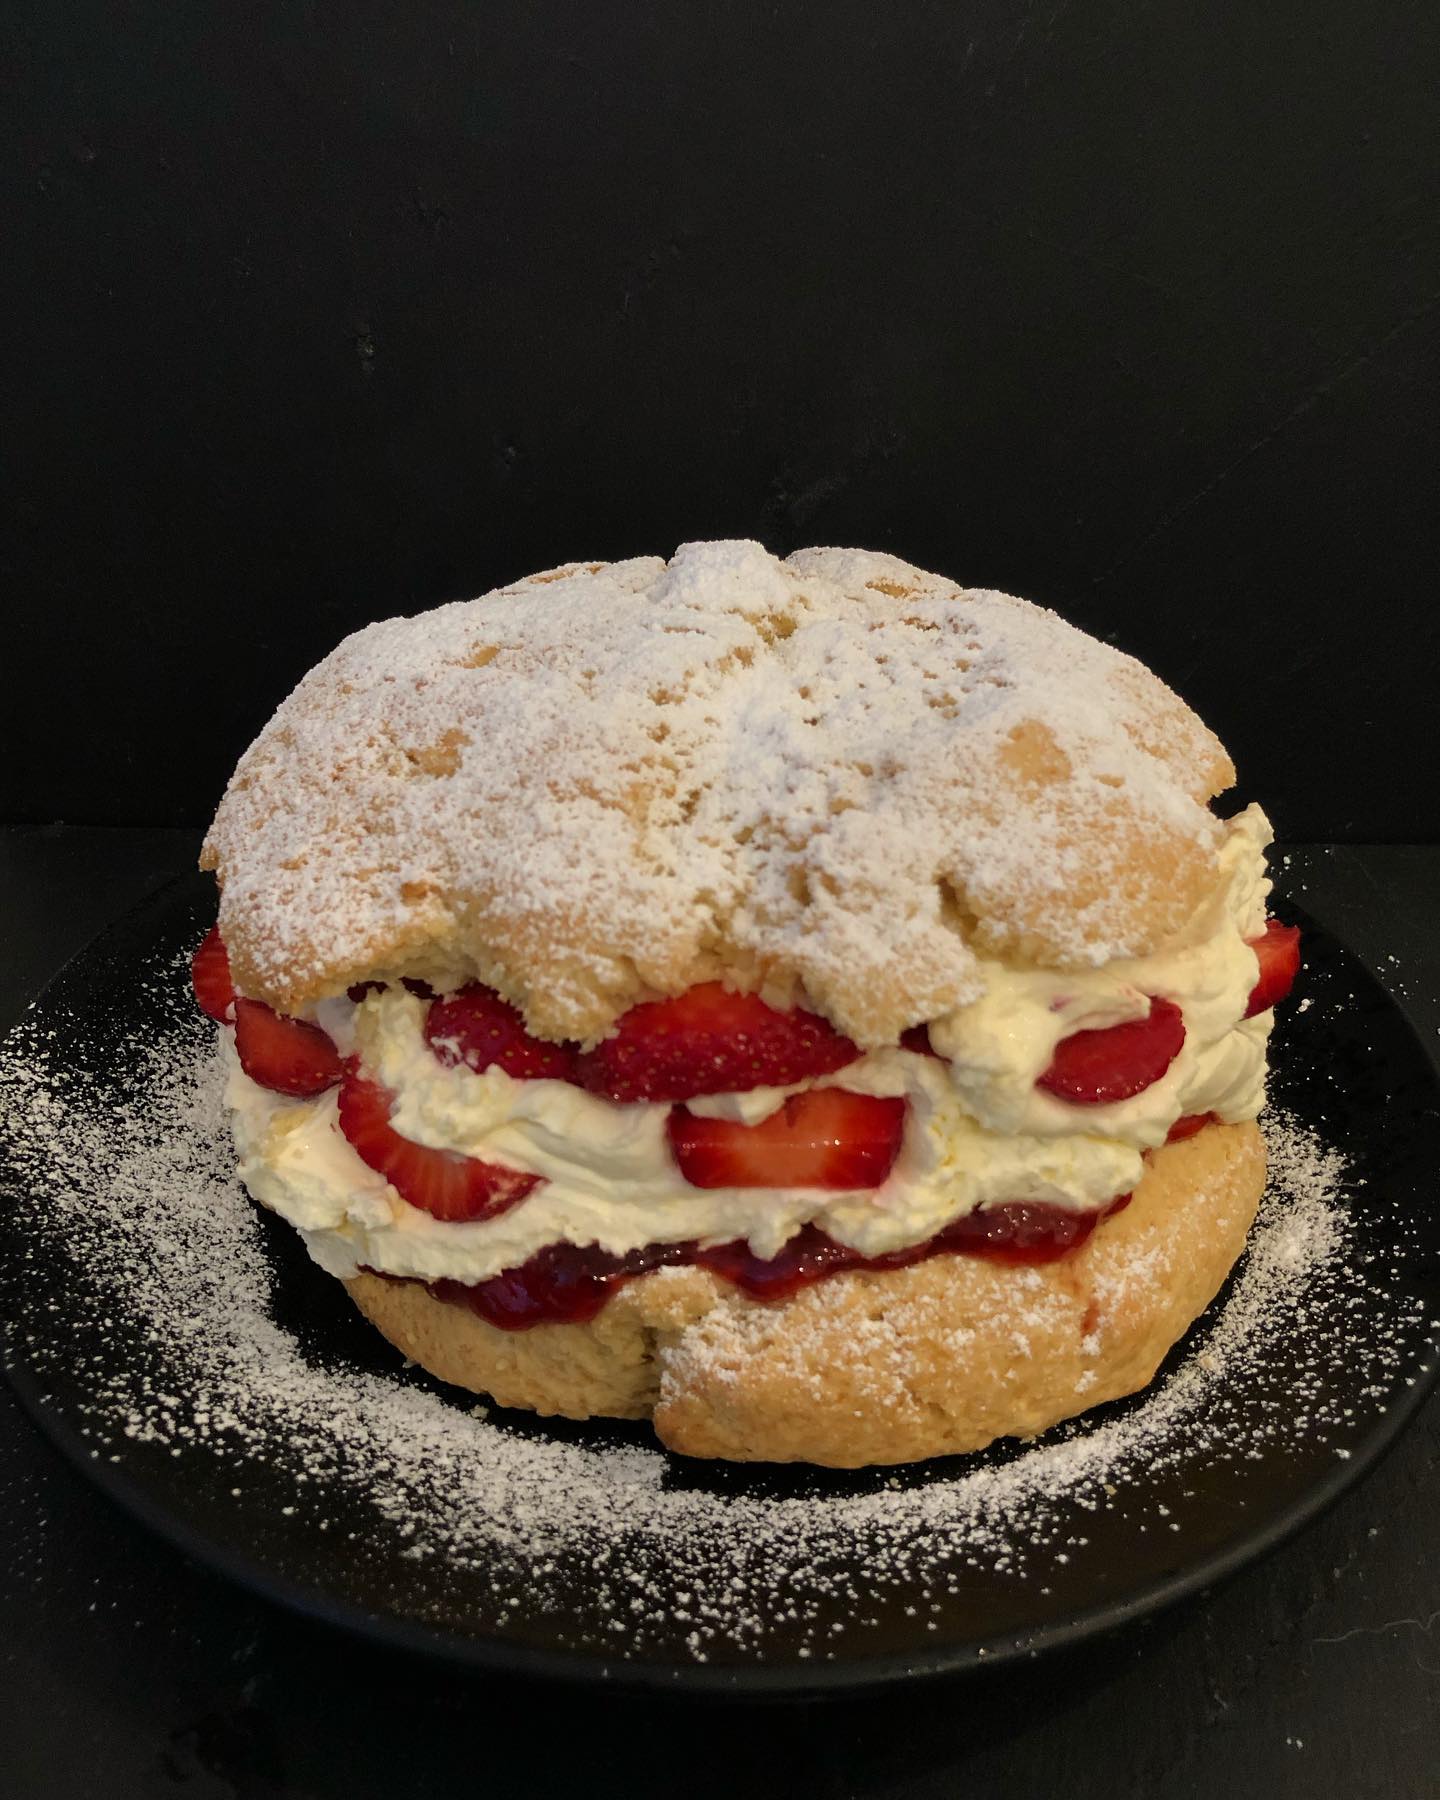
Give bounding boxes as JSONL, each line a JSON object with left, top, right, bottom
{"left": 194, "top": 543, "right": 1302, "bottom": 1466}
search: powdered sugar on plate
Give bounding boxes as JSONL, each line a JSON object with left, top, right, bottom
{"left": 1, "top": 935, "right": 1435, "bottom": 1673}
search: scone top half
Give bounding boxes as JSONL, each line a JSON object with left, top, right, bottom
{"left": 202, "top": 540, "right": 1238, "bottom": 1044}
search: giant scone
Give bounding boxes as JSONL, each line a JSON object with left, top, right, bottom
{"left": 193, "top": 541, "right": 1300, "bottom": 1466}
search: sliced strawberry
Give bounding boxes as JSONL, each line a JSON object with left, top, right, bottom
{"left": 233, "top": 997, "right": 343, "bottom": 1097}
{"left": 191, "top": 926, "right": 235, "bottom": 1023}
{"left": 336, "top": 1061, "right": 540, "bottom": 1221}
{"left": 667, "top": 1088, "right": 906, "bottom": 1190}
{"left": 1244, "top": 920, "right": 1301, "bottom": 1017}
{"left": 574, "top": 982, "right": 860, "bottom": 1103}
{"left": 423, "top": 983, "right": 576, "bottom": 1081}
{"left": 1036, "top": 996, "right": 1186, "bottom": 1105}
{"left": 1165, "top": 1110, "right": 1216, "bottom": 1144}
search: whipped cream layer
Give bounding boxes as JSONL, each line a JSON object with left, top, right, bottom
{"left": 228, "top": 806, "right": 1274, "bottom": 1288}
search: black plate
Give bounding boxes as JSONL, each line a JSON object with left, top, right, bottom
{"left": 1, "top": 875, "right": 1437, "bottom": 1696}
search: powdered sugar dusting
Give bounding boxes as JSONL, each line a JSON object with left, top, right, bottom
{"left": 2, "top": 947, "right": 1432, "bottom": 1670}
{"left": 202, "top": 542, "right": 1233, "bottom": 1046}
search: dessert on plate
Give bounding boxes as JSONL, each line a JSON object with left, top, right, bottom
{"left": 192, "top": 541, "right": 1299, "bottom": 1466}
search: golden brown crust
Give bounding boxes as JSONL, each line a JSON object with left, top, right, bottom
{"left": 203, "top": 543, "right": 1234, "bottom": 1047}
{"left": 344, "top": 1120, "right": 1264, "bottom": 1467}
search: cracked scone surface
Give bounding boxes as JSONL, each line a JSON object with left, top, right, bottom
{"left": 345, "top": 1122, "right": 1265, "bottom": 1467}
{"left": 203, "top": 540, "right": 1234, "bottom": 1047}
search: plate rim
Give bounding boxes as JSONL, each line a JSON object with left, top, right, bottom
{"left": 3, "top": 873, "right": 1438, "bottom": 1697}
{"left": 6, "top": 1326, "right": 1438, "bottom": 1698}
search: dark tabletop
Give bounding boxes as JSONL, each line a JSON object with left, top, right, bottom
{"left": 2, "top": 826, "right": 1437, "bottom": 1798}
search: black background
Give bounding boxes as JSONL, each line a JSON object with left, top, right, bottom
{"left": 5, "top": 7, "right": 1440, "bottom": 1789}
{"left": 5, "top": 0, "right": 1439, "bottom": 837}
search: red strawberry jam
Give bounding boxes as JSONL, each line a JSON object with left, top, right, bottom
{"left": 433, "top": 1241, "right": 694, "bottom": 1329}
{"left": 425, "top": 1192, "right": 1132, "bottom": 1330}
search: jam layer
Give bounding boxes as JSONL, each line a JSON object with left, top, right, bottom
{"left": 422, "top": 1194, "right": 1132, "bottom": 1331}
